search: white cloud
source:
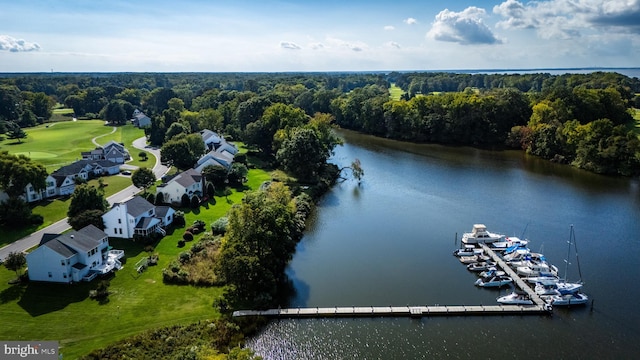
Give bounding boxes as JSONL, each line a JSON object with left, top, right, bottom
{"left": 0, "top": 35, "right": 41, "bottom": 52}
{"left": 324, "top": 37, "right": 369, "bottom": 52}
{"left": 494, "top": 0, "right": 640, "bottom": 38}
{"left": 404, "top": 17, "right": 418, "bottom": 25}
{"left": 384, "top": 25, "right": 395, "bottom": 31}
{"left": 427, "top": 7, "right": 502, "bottom": 45}
{"left": 280, "top": 41, "right": 301, "bottom": 50}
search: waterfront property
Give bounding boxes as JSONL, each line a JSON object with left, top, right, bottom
{"left": 26, "top": 224, "right": 124, "bottom": 283}
{"left": 102, "top": 195, "right": 175, "bottom": 238}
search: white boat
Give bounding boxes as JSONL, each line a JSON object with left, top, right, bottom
{"left": 453, "top": 245, "right": 484, "bottom": 257}
{"left": 535, "top": 281, "right": 583, "bottom": 296}
{"left": 466, "top": 261, "right": 496, "bottom": 272}
{"left": 490, "top": 236, "right": 528, "bottom": 251}
{"left": 479, "top": 268, "right": 505, "bottom": 279}
{"left": 459, "top": 255, "right": 479, "bottom": 264}
{"left": 497, "top": 292, "right": 534, "bottom": 305}
{"left": 516, "top": 263, "right": 558, "bottom": 277}
{"left": 475, "top": 275, "right": 513, "bottom": 288}
{"left": 506, "top": 252, "right": 546, "bottom": 267}
{"left": 542, "top": 293, "right": 589, "bottom": 306}
{"left": 524, "top": 274, "right": 559, "bottom": 284}
{"left": 461, "top": 224, "right": 505, "bottom": 244}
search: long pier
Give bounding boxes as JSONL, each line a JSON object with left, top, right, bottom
{"left": 233, "top": 243, "right": 551, "bottom": 319}
{"left": 478, "top": 243, "right": 547, "bottom": 308}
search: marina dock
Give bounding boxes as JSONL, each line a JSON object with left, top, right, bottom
{"left": 234, "top": 244, "right": 551, "bottom": 318}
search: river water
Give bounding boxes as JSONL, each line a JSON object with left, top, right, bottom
{"left": 247, "top": 130, "right": 640, "bottom": 359}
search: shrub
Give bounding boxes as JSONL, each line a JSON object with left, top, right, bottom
{"left": 211, "top": 217, "right": 229, "bottom": 235}
{"left": 177, "top": 239, "right": 185, "bottom": 248}
{"left": 181, "top": 194, "right": 190, "bottom": 208}
{"left": 178, "top": 251, "right": 192, "bottom": 263}
{"left": 190, "top": 195, "right": 200, "bottom": 209}
{"left": 183, "top": 231, "right": 194, "bottom": 241}
{"left": 145, "top": 192, "right": 155, "bottom": 204}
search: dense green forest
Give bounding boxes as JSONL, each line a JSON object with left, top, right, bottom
{"left": 1, "top": 71, "right": 639, "bottom": 176}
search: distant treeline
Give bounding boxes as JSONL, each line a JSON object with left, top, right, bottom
{"left": 1, "top": 71, "right": 639, "bottom": 176}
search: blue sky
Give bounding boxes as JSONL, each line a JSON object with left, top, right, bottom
{"left": 1, "top": 0, "right": 639, "bottom": 72}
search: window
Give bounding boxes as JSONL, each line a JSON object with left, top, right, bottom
{"left": 48, "top": 272, "right": 52, "bottom": 278}
{"left": 63, "top": 273, "right": 67, "bottom": 278}
{"left": 118, "top": 219, "right": 121, "bottom": 224}
{"left": 61, "top": 260, "right": 65, "bottom": 266}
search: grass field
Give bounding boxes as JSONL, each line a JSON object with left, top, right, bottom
{"left": 389, "top": 83, "right": 405, "bottom": 101}
{"left": 50, "top": 108, "right": 75, "bottom": 122}
{"left": 0, "top": 165, "right": 272, "bottom": 358}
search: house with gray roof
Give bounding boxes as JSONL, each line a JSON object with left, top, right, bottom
{"left": 26, "top": 225, "right": 124, "bottom": 283}
{"left": 156, "top": 168, "right": 204, "bottom": 205}
{"left": 102, "top": 195, "right": 175, "bottom": 239}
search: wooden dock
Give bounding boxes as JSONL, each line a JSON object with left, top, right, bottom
{"left": 478, "top": 243, "right": 548, "bottom": 308}
{"left": 233, "top": 304, "right": 548, "bottom": 318}
{"left": 233, "top": 243, "right": 552, "bottom": 319}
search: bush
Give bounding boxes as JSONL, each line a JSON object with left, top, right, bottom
{"left": 145, "top": 192, "right": 155, "bottom": 204}
{"left": 155, "top": 192, "right": 165, "bottom": 205}
{"left": 211, "top": 217, "right": 229, "bottom": 235}
{"left": 177, "top": 239, "right": 185, "bottom": 248}
{"left": 183, "top": 231, "right": 194, "bottom": 241}
{"left": 190, "top": 195, "right": 200, "bottom": 209}
{"left": 178, "top": 251, "right": 192, "bottom": 263}
{"left": 181, "top": 194, "right": 190, "bottom": 208}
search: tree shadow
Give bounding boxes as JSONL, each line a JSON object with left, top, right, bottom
{"left": 0, "top": 282, "right": 27, "bottom": 304}
{"left": 17, "top": 281, "right": 92, "bottom": 317}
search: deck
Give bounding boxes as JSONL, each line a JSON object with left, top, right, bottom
{"left": 233, "top": 243, "right": 552, "bottom": 319}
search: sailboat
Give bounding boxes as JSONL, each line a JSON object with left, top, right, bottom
{"left": 538, "top": 225, "right": 586, "bottom": 300}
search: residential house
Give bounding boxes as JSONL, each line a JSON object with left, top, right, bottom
{"left": 50, "top": 161, "right": 93, "bottom": 196}
{"left": 156, "top": 168, "right": 204, "bottom": 205}
{"left": 82, "top": 141, "right": 130, "bottom": 164}
{"left": 26, "top": 225, "right": 124, "bottom": 283}
{"left": 102, "top": 195, "right": 175, "bottom": 239}
{"left": 194, "top": 150, "right": 234, "bottom": 172}
{"left": 23, "top": 175, "right": 58, "bottom": 202}
{"left": 131, "top": 109, "right": 152, "bottom": 128}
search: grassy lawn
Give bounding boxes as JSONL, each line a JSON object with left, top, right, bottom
{"left": 50, "top": 108, "right": 75, "bottom": 122}
{"left": 0, "top": 120, "right": 114, "bottom": 172}
{"left": 0, "top": 163, "right": 273, "bottom": 358}
{"left": 389, "top": 83, "right": 405, "bottom": 101}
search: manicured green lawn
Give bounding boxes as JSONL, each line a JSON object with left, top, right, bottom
{"left": 0, "top": 120, "right": 114, "bottom": 172}
{"left": 389, "top": 83, "right": 405, "bottom": 101}
{"left": 0, "top": 165, "right": 273, "bottom": 358}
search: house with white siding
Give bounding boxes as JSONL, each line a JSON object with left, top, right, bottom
{"left": 156, "top": 168, "right": 204, "bottom": 205}
{"left": 26, "top": 225, "right": 124, "bottom": 283}
{"left": 102, "top": 196, "right": 174, "bottom": 239}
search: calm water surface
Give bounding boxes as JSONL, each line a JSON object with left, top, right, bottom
{"left": 247, "top": 130, "right": 640, "bottom": 359}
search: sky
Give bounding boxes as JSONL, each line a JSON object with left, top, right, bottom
{"left": 0, "top": 0, "right": 639, "bottom": 72}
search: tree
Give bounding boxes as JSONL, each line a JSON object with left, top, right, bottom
{"left": 0, "top": 151, "right": 47, "bottom": 198}
{"left": 165, "top": 122, "right": 190, "bottom": 141}
{"left": 350, "top": 159, "right": 364, "bottom": 184}
{"left": 276, "top": 127, "right": 325, "bottom": 181}
{"left": 160, "top": 138, "right": 198, "bottom": 170}
{"left": 132, "top": 167, "right": 156, "bottom": 192}
{"left": 67, "top": 184, "right": 108, "bottom": 219}
{"left": 5, "top": 121, "right": 27, "bottom": 143}
{"left": 68, "top": 209, "right": 105, "bottom": 230}
{"left": 4, "top": 251, "right": 26, "bottom": 278}
{"left": 228, "top": 163, "right": 248, "bottom": 185}
{"left": 138, "top": 151, "right": 148, "bottom": 161}
{"left": 0, "top": 197, "right": 43, "bottom": 227}
{"left": 103, "top": 100, "right": 128, "bottom": 125}
{"left": 201, "top": 165, "right": 228, "bottom": 188}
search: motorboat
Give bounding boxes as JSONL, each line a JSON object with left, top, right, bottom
{"left": 506, "top": 252, "right": 546, "bottom": 267}
{"left": 490, "top": 236, "right": 528, "bottom": 251}
{"left": 461, "top": 224, "right": 505, "bottom": 244}
{"left": 516, "top": 263, "right": 558, "bottom": 277}
{"left": 497, "top": 292, "right": 534, "bottom": 305}
{"left": 502, "top": 247, "right": 531, "bottom": 261}
{"left": 478, "top": 268, "right": 505, "bottom": 279}
{"left": 466, "top": 261, "right": 496, "bottom": 272}
{"left": 524, "top": 274, "right": 559, "bottom": 284}
{"left": 453, "top": 245, "right": 484, "bottom": 257}
{"left": 535, "top": 281, "right": 583, "bottom": 295}
{"left": 475, "top": 275, "right": 513, "bottom": 288}
{"left": 541, "top": 292, "right": 589, "bottom": 306}
{"left": 459, "top": 255, "right": 479, "bottom": 264}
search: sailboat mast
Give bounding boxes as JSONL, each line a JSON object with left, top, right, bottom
{"left": 564, "top": 225, "right": 573, "bottom": 282}
{"left": 572, "top": 226, "right": 584, "bottom": 282}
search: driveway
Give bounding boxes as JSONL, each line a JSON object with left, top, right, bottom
{"left": 0, "top": 137, "right": 166, "bottom": 262}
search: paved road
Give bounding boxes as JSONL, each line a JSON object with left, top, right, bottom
{"left": 0, "top": 137, "right": 167, "bottom": 262}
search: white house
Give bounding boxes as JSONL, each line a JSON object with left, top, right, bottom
{"left": 194, "top": 151, "right": 234, "bottom": 172}
{"left": 26, "top": 225, "right": 124, "bottom": 283}
{"left": 132, "top": 109, "right": 152, "bottom": 128}
{"left": 156, "top": 168, "right": 204, "bottom": 205}
{"left": 102, "top": 196, "right": 175, "bottom": 239}
{"left": 23, "top": 175, "right": 57, "bottom": 203}
{"left": 50, "top": 161, "right": 92, "bottom": 196}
